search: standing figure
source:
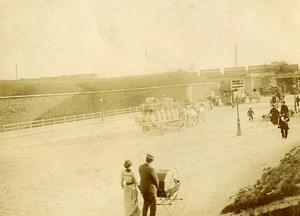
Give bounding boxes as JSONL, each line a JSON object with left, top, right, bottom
{"left": 296, "top": 95, "right": 300, "bottom": 107}
{"left": 278, "top": 113, "right": 290, "bottom": 139}
{"left": 280, "top": 101, "right": 289, "bottom": 116}
{"left": 121, "top": 160, "right": 141, "bottom": 216}
{"left": 139, "top": 154, "right": 159, "bottom": 216}
{"left": 269, "top": 105, "right": 280, "bottom": 125}
{"left": 247, "top": 108, "right": 255, "bottom": 122}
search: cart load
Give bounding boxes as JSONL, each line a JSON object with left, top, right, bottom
{"left": 134, "top": 97, "right": 184, "bottom": 134}
{"left": 157, "top": 168, "right": 180, "bottom": 198}
{"left": 134, "top": 97, "right": 180, "bottom": 124}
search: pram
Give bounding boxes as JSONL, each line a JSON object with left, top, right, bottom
{"left": 156, "top": 168, "right": 186, "bottom": 215}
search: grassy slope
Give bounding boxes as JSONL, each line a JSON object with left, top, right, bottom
{"left": 222, "top": 146, "right": 300, "bottom": 215}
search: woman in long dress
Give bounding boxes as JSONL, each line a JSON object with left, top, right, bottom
{"left": 120, "top": 160, "right": 141, "bottom": 216}
{"left": 270, "top": 105, "right": 279, "bottom": 125}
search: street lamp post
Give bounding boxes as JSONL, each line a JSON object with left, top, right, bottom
{"left": 232, "top": 88, "right": 242, "bottom": 136}
{"left": 293, "top": 84, "right": 297, "bottom": 113}
{"left": 236, "top": 96, "right": 242, "bottom": 136}
{"left": 100, "top": 97, "right": 104, "bottom": 121}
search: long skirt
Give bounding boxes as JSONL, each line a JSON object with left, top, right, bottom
{"left": 123, "top": 185, "right": 141, "bottom": 216}
{"left": 270, "top": 114, "right": 279, "bottom": 125}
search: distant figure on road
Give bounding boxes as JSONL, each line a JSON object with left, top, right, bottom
{"left": 296, "top": 95, "right": 300, "bottom": 107}
{"left": 278, "top": 113, "right": 290, "bottom": 139}
{"left": 121, "top": 160, "right": 141, "bottom": 216}
{"left": 280, "top": 101, "right": 289, "bottom": 116}
{"left": 247, "top": 108, "right": 255, "bottom": 122}
{"left": 139, "top": 154, "right": 159, "bottom": 216}
{"left": 269, "top": 105, "right": 279, "bottom": 125}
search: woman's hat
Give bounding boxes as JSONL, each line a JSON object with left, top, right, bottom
{"left": 124, "top": 160, "right": 132, "bottom": 168}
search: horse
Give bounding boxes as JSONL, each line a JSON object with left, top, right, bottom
{"left": 179, "top": 104, "right": 198, "bottom": 127}
{"left": 197, "top": 104, "right": 206, "bottom": 122}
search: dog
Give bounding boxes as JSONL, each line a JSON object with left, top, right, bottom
{"left": 289, "top": 109, "right": 295, "bottom": 117}
{"left": 262, "top": 114, "right": 271, "bottom": 121}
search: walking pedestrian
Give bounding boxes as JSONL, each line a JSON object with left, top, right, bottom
{"left": 278, "top": 113, "right": 290, "bottom": 139}
{"left": 270, "top": 105, "right": 279, "bottom": 125}
{"left": 139, "top": 154, "right": 159, "bottom": 216}
{"left": 296, "top": 95, "right": 300, "bottom": 107}
{"left": 247, "top": 108, "right": 255, "bottom": 122}
{"left": 121, "top": 160, "right": 141, "bottom": 216}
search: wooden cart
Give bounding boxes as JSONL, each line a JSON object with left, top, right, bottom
{"left": 140, "top": 118, "right": 184, "bottom": 134}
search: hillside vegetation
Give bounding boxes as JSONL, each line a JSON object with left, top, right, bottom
{"left": 222, "top": 146, "right": 300, "bottom": 216}
{"left": 0, "top": 71, "right": 208, "bottom": 96}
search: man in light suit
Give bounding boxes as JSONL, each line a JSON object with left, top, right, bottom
{"left": 139, "top": 154, "right": 159, "bottom": 216}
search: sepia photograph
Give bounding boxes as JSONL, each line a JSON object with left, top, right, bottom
{"left": 1, "top": 0, "right": 300, "bottom": 215}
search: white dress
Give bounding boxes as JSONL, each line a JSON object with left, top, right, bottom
{"left": 121, "top": 170, "right": 141, "bottom": 216}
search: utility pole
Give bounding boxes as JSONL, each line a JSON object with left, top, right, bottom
{"left": 235, "top": 44, "right": 238, "bottom": 68}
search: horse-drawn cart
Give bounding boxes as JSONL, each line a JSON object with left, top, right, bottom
{"left": 139, "top": 118, "right": 184, "bottom": 134}
{"left": 156, "top": 168, "right": 187, "bottom": 215}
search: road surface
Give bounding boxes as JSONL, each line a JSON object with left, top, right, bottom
{"left": 0, "top": 95, "right": 299, "bottom": 216}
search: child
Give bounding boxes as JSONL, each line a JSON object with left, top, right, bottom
{"left": 247, "top": 108, "right": 255, "bottom": 122}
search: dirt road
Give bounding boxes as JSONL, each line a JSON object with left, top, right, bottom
{"left": 0, "top": 96, "right": 299, "bottom": 216}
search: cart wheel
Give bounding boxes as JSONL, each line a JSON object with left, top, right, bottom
{"left": 175, "top": 190, "right": 187, "bottom": 210}
{"left": 156, "top": 198, "right": 165, "bottom": 215}
{"left": 165, "top": 198, "right": 177, "bottom": 215}
{"left": 177, "top": 121, "right": 184, "bottom": 130}
{"left": 159, "top": 123, "right": 167, "bottom": 135}
{"left": 143, "top": 126, "right": 149, "bottom": 134}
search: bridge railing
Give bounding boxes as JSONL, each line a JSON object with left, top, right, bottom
{"left": 0, "top": 107, "right": 140, "bottom": 133}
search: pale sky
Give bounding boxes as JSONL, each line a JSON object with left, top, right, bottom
{"left": 1, "top": 0, "right": 300, "bottom": 80}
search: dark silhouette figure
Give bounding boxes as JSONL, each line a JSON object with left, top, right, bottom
{"left": 278, "top": 113, "right": 289, "bottom": 139}
{"left": 247, "top": 108, "right": 255, "bottom": 122}
{"left": 280, "top": 101, "right": 289, "bottom": 116}
{"left": 139, "top": 154, "right": 159, "bottom": 216}
{"left": 270, "top": 105, "right": 280, "bottom": 125}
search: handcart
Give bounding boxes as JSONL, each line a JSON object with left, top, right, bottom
{"left": 156, "top": 168, "right": 187, "bottom": 215}
{"left": 140, "top": 118, "right": 184, "bottom": 135}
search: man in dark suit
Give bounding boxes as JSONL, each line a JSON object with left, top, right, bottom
{"left": 139, "top": 154, "right": 159, "bottom": 216}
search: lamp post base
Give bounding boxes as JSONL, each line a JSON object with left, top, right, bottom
{"left": 237, "top": 120, "right": 242, "bottom": 136}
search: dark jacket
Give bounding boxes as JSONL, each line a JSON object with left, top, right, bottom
{"left": 278, "top": 116, "right": 289, "bottom": 129}
{"left": 280, "top": 104, "right": 289, "bottom": 115}
{"left": 139, "top": 163, "right": 159, "bottom": 194}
